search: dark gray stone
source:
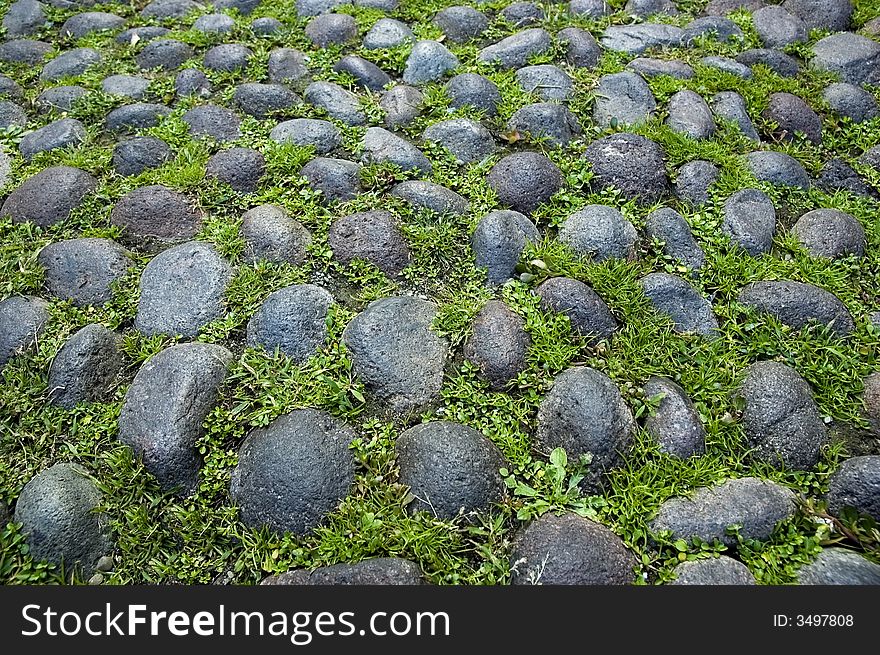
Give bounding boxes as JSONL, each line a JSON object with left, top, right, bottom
{"left": 763, "top": 92, "right": 822, "bottom": 144}
{"left": 300, "top": 157, "right": 362, "bottom": 203}
{"left": 3, "top": 0, "right": 46, "bottom": 37}
{"left": 445, "top": 73, "right": 500, "bottom": 116}
{"left": 650, "top": 477, "right": 797, "bottom": 546}
{"left": 510, "top": 513, "right": 636, "bottom": 585}
{"left": 738, "top": 280, "right": 855, "bottom": 337}
{"left": 600, "top": 23, "right": 684, "bottom": 55}
{"left": 101, "top": 75, "right": 150, "bottom": 100}
{"left": 477, "top": 28, "right": 552, "bottom": 69}
{"left": 183, "top": 105, "right": 241, "bottom": 142}
{"left": 627, "top": 57, "right": 695, "bottom": 79}
{"left": 823, "top": 82, "right": 879, "bottom": 123}
{"left": 380, "top": 85, "right": 424, "bottom": 127}
{"left": 119, "top": 342, "right": 233, "bottom": 494}
{"left": 206, "top": 147, "right": 265, "bottom": 194}
{"left": 736, "top": 49, "right": 800, "bottom": 77}
{"left": 333, "top": 55, "right": 391, "bottom": 92}
{"left": 0, "top": 74, "right": 24, "bottom": 99}
{"left": 557, "top": 27, "right": 601, "bottom": 69}
{"left": 105, "top": 103, "right": 171, "bottom": 132}
{"left": 251, "top": 17, "right": 282, "bottom": 34}
{"left": 559, "top": 205, "right": 637, "bottom": 262}
{"left": 14, "top": 463, "right": 111, "bottom": 577}
{"left": 36, "top": 86, "right": 88, "bottom": 113}
{"left": 234, "top": 83, "right": 299, "bottom": 118}
{"left": 711, "top": 91, "right": 759, "bottom": 141}
{"left": 640, "top": 273, "right": 718, "bottom": 337}
{"left": 193, "top": 13, "right": 234, "bottom": 34}
{"left": 584, "top": 133, "right": 670, "bottom": 206}
{"left": 47, "top": 324, "right": 122, "bottom": 408}
{"left": 115, "top": 26, "right": 170, "bottom": 45}
{"left": 516, "top": 65, "right": 573, "bottom": 102}
{"left": 304, "top": 81, "right": 365, "bottom": 126}
{"left": 390, "top": 180, "right": 469, "bottom": 216}
{"left": 296, "top": 0, "right": 343, "bottom": 16}
{"left": 666, "top": 90, "right": 715, "bottom": 139}
{"left": 361, "top": 127, "right": 431, "bottom": 174}
{"left": 0, "top": 296, "right": 49, "bottom": 368}
{"left": 270, "top": 119, "right": 340, "bottom": 154}
{"left": 797, "top": 548, "right": 880, "bottom": 585}
{"left": 536, "top": 366, "right": 633, "bottom": 487}
{"left": 507, "top": 103, "right": 581, "bottom": 147}
{"left": 20, "top": 118, "right": 86, "bottom": 161}
{"left": 136, "top": 39, "right": 193, "bottom": 71}
{"left": 464, "top": 300, "right": 529, "bottom": 389}
{"left": 397, "top": 421, "right": 506, "bottom": 519}
{"left": 0, "top": 39, "right": 52, "bottom": 65}
{"left": 175, "top": 68, "right": 211, "bottom": 98}
{"left": 240, "top": 204, "right": 312, "bottom": 265}
{"left": 423, "top": 118, "right": 495, "bottom": 163}
{"left": 140, "top": 0, "right": 201, "bottom": 18}
{"left": 305, "top": 13, "right": 357, "bottom": 47}
{"left": 60, "top": 11, "right": 125, "bottom": 38}
{"left": 263, "top": 559, "right": 424, "bottom": 585}
{"left": 328, "top": 210, "right": 410, "bottom": 276}
{"left": 737, "top": 360, "right": 829, "bottom": 469}
{"left": 342, "top": 296, "right": 448, "bottom": 413}
{"left": 593, "top": 71, "right": 656, "bottom": 128}
{"left": 826, "top": 456, "right": 880, "bottom": 521}
{"left": 722, "top": 188, "right": 776, "bottom": 256}
{"left": 487, "top": 151, "right": 562, "bottom": 215}
{"left": 110, "top": 185, "right": 203, "bottom": 248}
{"left": 811, "top": 32, "right": 880, "bottom": 86}
{"left": 363, "top": 18, "right": 413, "bottom": 49}
{"left": 745, "top": 151, "right": 810, "bottom": 189}
{"left": 626, "top": 0, "right": 677, "bottom": 17}
{"left": 501, "top": 1, "right": 543, "bottom": 26}
{"left": 112, "top": 137, "right": 172, "bottom": 176}
{"left": 246, "top": 284, "right": 333, "bottom": 362}
{"left": 675, "top": 159, "right": 719, "bottom": 208}
{"left": 0, "top": 101, "right": 27, "bottom": 128}
{"left": 214, "top": 0, "right": 260, "bottom": 14}
{"left": 1, "top": 166, "right": 97, "bottom": 228}
{"left": 683, "top": 16, "right": 743, "bottom": 43}
{"left": 816, "top": 159, "right": 876, "bottom": 198}
{"left": 231, "top": 409, "right": 355, "bottom": 536}
{"left": 268, "top": 48, "right": 310, "bottom": 85}
{"left": 38, "top": 238, "right": 131, "bottom": 307}
{"left": 135, "top": 242, "right": 232, "bottom": 338}
{"left": 403, "top": 40, "right": 458, "bottom": 85}
{"left": 700, "top": 56, "right": 752, "bottom": 79}
{"left": 782, "top": 0, "right": 852, "bottom": 32}
{"left": 791, "top": 209, "right": 865, "bottom": 259}
{"left": 645, "top": 207, "right": 706, "bottom": 271}
{"left": 753, "top": 5, "right": 806, "bottom": 48}
{"left": 643, "top": 377, "right": 706, "bottom": 458}
{"left": 705, "top": 0, "right": 765, "bottom": 14}
{"left": 434, "top": 6, "right": 487, "bottom": 43}
{"left": 669, "top": 556, "right": 755, "bottom": 585}
{"left": 569, "top": 0, "right": 609, "bottom": 17}
{"left": 471, "top": 209, "right": 539, "bottom": 284}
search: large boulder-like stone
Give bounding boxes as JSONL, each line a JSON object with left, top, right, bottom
{"left": 722, "top": 189, "right": 776, "bottom": 256}
{"left": 464, "top": 301, "right": 530, "bottom": 389}
{"left": 669, "top": 556, "right": 756, "bottom": 585}
{"left": 47, "top": 324, "right": 122, "bottom": 409}
{"left": 811, "top": 33, "right": 880, "bottom": 86}
{"left": 745, "top": 151, "right": 810, "bottom": 190}
{"left": 487, "top": 152, "right": 562, "bottom": 215}
{"left": 666, "top": 90, "right": 715, "bottom": 139}
{"left": 738, "top": 280, "right": 854, "bottom": 337}
{"left": 762, "top": 93, "right": 822, "bottom": 144}
{"left": 791, "top": 209, "right": 865, "bottom": 259}
{"left": 118, "top": 342, "right": 233, "bottom": 494}
{"left": 559, "top": 205, "right": 638, "bottom": 262}
{"left": 826, "top": 456, "right": 880, "bottom": 521}
{"left": 246, "top": 285, "right": 333, "bottom": 363}
{"left": 645, "top": 207, "right": 706, "bottom": 272}
{"left": 584, "top": 133, "right": 670, "bottom": 206}
{"left": 643, "top": 377, "right": 706, "bottom": 458}
{"left": 110, "top": 186, "right": 203, "bottom": 250}
{"left": 240, "top": 205, "right": 312, "bottom": 265}
{"left": 270, "top": 119, "right": 340, "bottom": 154}
{"left": 600, "top": 23, "right": 684, "bottom": 54}
{"left": 304, "top": 81, "right": 366, "bottom": 126}
{"left": 535, "top": 277, "right": 617, "bottom": 344}
{"left": 782, "top": 0, "right": 852, "bottom": 32}
{"left": 301, "top": 157, "right": 362, "bottom": 204}
{"left": 471, "top": 210, "right": 539, "bottom": 284}
{"left": 20, "top": 118, "right": 86, "bottom": 161}
{"left": 422, "top": 118, "right": 495, "bottom": 164}
{"left": 0, "top": 295, "right": 49, "bottom": 368}
{"left": 1, "top": 166, "right": 97, "bottom": 228}
{"left": 477, "top": 28, "right": 551, "bottom": 69}
{"left": 402, "top": 40, "right": 459, "bottom": 85}
{"left": 593, "top": 72, "right": 656, "bottom": 129}
{"left": 507, "top": 103, "right": 582, "bottom": 147}
{"left": 112, "top": 137, "right": 172, "bottom": 176}
{"left": 231, "top": 409, "right": 355, "bottom": 535}
{"left": 390, "top": 180, "right": 469, "bottom": 217}
{"left": 640, "top": 273, "right": 718, "bottom": 337}
{"left": 328, "top": 210, "right": 410, "bottom": 276}
{"left": 361, "top": 127, "right": 431, "bottom": 175}
{"left": 797, "top": 548, "right": 880, "bottom": 585}
{"left": 38, "top": 238, "right": 131, "bottom": 307}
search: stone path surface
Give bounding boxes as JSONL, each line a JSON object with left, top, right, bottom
{"left": 0, "top": 0, "right": 878, "bottom": 586}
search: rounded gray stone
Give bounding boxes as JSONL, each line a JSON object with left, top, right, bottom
{"left": 397, "top": 421, "right": 506, "bottom": 519}
{"left": 536, "top": 367, "right": 634, "bottom": 488}
{"left": 252, "top": 17, "right": 282, "bottom": 34}
{"left": 711, "top": 91, "right": 759, "bottom": 141}
{"left": 182, "top": 104, "right": 241, "bottom": 142}
{"left": 557, "top": 27, "right": 601, "bottom": 69}
{"left": 47, "top": 324, "right": 122, "bottom": 409}
{"left": 738, "top": 280, "right": 854, "bottom": 337}
{"left": 60, "top": 11, "right": 125, "bottom": 38}
{"left": 3, "top": 0, "right": 46, "bottom": 37}
{"left": 390, "top": 180, "right": 469, "bottom": 216}
{"left": 115, "top": 26, "right": 170, "bottom": 45}
{"left": 753, "top": 5, "right": 807, "bottom": 48}
{"left": 584, "top": 133, "right": 670, "bottom": 206}
{"left": 445, "top": 73, "right": 500, "bottom": 116}
{"left": 14, "top": 463, "right": 111, "bottom": 577}
{"left": 136, "top": 39, "right": 193, "bottom": 71}
{"left": 782, "top": 0, "right": 852, "bottom": 32}
{"left": 593, "top": 71, "right": 657, "bottom": 129}
{"left": 230, "top": 409, "right": 356, "bottom": 536}
{"left": 507, "top": 103, "right": 581, "bottom": 147}
{"left": 736, "top": 48, "right": 801, "bottom": 77}
{"left": 380, "top": 85, "right": 424, "bottom": 128}
{"left": 816, "top": 159, "right": 876, "bottom": 198}
{"left": 471, "top": 209, "right": 539, "bottom": 284}
{"left": 141, "top": 0, "right": 201, "bottom": 18}
{"left": 305, "top": 13, "right": 357, "bottom": 47}
{"left": 643, "top": 377, "right": 706, "bottom": 458}
{"left": 333, "top": 55, "right": 391, "bottom": 92}
{"left": 361, "top": 127, "right": 431, "bottom": 174}
{"left": 328, "top": 210, "right": 410, "bottom": 276}
{"left": 569, "top": 0, "right": 609, "bottom": 17}
{"left": 1, "top": 165, "right": 97, "bottom": 228}
{"left": 101, "top": 75, "right": 150, "bottom": 100}
{"left": 38, "top": 238, "right": 131, "bottom": 307}
{"left": 300, "top": 157, "right": 362, "bottom": 203}
{"left": 295, "top": 0, "right": 344, "bottom": 17}
{"left": 20, "top": 118, "right": 86, "bottom": 161}
{"left": 487, "top": 151, "right": 562, "bottom": 215}
{"left": 423, "top": 117, "right": 495, "bottom": 163}
{"left": 535, "top": 277, "right": 617, "bottom": 343}
{"left": 641, "top": 272, "right": 718, "bottom": 337}
{"left": 40, "top": 48, "right": 102, "bottom": 82}
{"left": 650, "top": 477, "right": 797, "bottom": 546}
{"left": 342, "top": 296, "right": 448, "bottom": 413}
{"left": 477, "top": 28, "right": 552, "bottom": 69}
{"left": 112, "top": 137, "right": 172, "bottom": 176}
{"left": 464, "top": 300, "right": 530, "bottom": 389}
{"left": 823, "top": 82, "right": 879, "bottom": 123}
{"left": 501, "top": 1, "right": 543, "bottom": 26}
{"left": 110, "top": 185, "right": 203, "bottom": 248}
{"left": 811, "top": 32, "right": 880, "bottom": 86}
{"left": 270, "top": 119, "right": 340, "bottom": 154}
{"left": 263, "top": 558, "right": 424, "bottom": 585}
{"left": 797, "top": 548, "right": 880, "bottom": 585}
{"left": 510, "top": 513, "right": 636, "bottom": 585}
{"left": 203, "top": 43, "right": 252, "bottom": 72}
{"left": 0, "top": 39, "right": 53, "bottom": 65}
{"left": 134, "top": 241, "right": 233, "bottom": 338}
{"left": 791, "top": 209, "right": 865, "bottom": 259}
{"left": 193, "top": 13, "right": 234, "bottom": 33}
{"left": 268, "top": 48, "right": 310, "bottom": 85}
{"left": 700, "top": 55, "right": 753, "bottom": 79}
{"left": 234, "top": 83, "right": 300, "bottom": 118}
{"left": 516, "top": 65, "right": 572, "bottom": 102}
{"left": 626, "top": 0, "right": 677, "bottom": 17}
{"left": 0, "top": 101, "right": 27, "bottom": 129}
{"left": 666, "top": 90, "right": 715, "bottom": 139}
{"left": 763, "top": 92, "right": 822, "bottom": 144}
{"left": 214, "top": 0, "right": 260, "bottom": 14}
{"left": 304, "top": 81, "right": 365, "bottom": 126}
{"left": 559, "top": 205, "right": 638, "bottom": 262}
{"left": 37, "top": 86, "right": 88, "bottom": 113}
{"left": 627, "top": 57, "right": 695, "bottom": 79}
{"left": 206, "top": 148, "right": 265, "bottom": 194}
{"left": 737, "top": 360, "right": 828, "bottom": 469}
{"left": 240, "top": 205, "right": 312, "bottom": 265}
{"left": 363, "top": 18, "right": 413, "bottom": 49}
{"left": 668, "top": 556, "right": 756, "bottom": 585}
{"left": 105, "top": 103, "right": 171, "bottom": 133}
{"left": 175, "top": 68, "right": 211, "bottom": 98}
{"left": 826, "top": 456, "right": 880, "bottom": 521}
{"left": 402, "top": 40, "right": 459, "bottom": 86}
{"left": 683, "top": 16, "right": 743, "bottom": 43}
{"left": 0, "top": 295, "right": 49, "bottom": 368}
{"left": 246, "top": 284, "right": 333, "bottom": 363}
{"left": 745, "top": 151, "right": 810, "bottom": 189}
{"left": 645, "top": 207, "right": 706, "bottom": 271}
{"left": 434, "top": 6, "right": 488, "bottom": 43}
{"left": 119, "top": 342, "right": 233, "bottom": 494}
{"left": 722, "top": 188, "right": 776, "bottom": 256}
{"left": 600, "top": 23, "right": 684, "bottom": 55}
